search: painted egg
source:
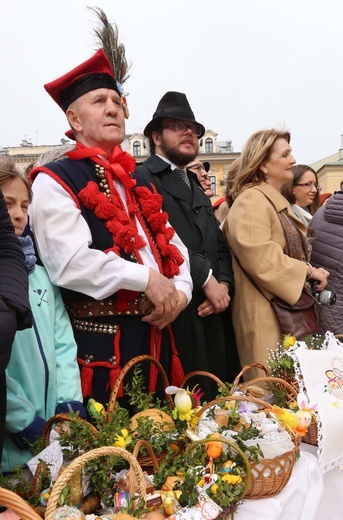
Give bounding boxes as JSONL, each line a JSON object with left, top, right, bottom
{"left": 39, "top": 487, "right": 51, "bottom": 506}
{"left": 174, "top": 392, "right": 192, "bottom": 413}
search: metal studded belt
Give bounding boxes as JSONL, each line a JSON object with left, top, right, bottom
{"left": 66, "top": 294, "right": 153, "bottom": 319}
{"left": 72, "top": 319, "right": 119, "bottom": 334}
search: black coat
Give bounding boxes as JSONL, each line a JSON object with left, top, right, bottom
{"left": 0, "top": 189, "right": 32, "bottom": 462}
{"left": 136, "top": 156, "right": 237, "bottom": 398}
{"left": 0, "top": 189, "right": 32, "bottom": 370}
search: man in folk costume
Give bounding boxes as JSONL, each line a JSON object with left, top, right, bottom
{"left": 136, "top": 92, "right": 236, "bottom": 399}
{"left": 28, "top": 50, "right": 192, "bottom": 406}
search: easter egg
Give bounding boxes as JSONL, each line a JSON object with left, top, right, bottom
{"left": 174, "top": 392, "right": 192, "bottom": 413}
{"left": 39, "top": 487, "right": 51, "bottom": 506}
{"left": 54, "top": 505, "right": 86, "bottom": 519}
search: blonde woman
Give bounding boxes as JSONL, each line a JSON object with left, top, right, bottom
{"left": 224, "top": 129, "right": 329, "bottom": 378}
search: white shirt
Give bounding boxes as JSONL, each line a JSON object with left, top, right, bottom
{"left": 29, "top": 172, "right": 192, "bottom": 303}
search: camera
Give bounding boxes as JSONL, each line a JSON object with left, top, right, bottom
{"left": 311, "top": 281, "right": 336, "bottom": 306}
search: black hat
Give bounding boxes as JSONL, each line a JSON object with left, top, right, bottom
{"left": 203, "top": 161, "right": 210, "bottom": 172}
{"left": 144, "top": 91, "right": 205, "bottom": 138}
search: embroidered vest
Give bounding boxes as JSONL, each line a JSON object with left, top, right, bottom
{"left": 30, "top": 157, "right": 152, "bottom": 303}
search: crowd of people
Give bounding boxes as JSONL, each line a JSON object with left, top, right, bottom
{"left": 0, "top": 47, "right": 342, "bottom": 476}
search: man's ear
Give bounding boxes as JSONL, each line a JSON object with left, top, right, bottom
{"left": 66, "top": 108, "right": 82, "bottom": 132}
{"left": 152, "top": 130, "right": 161, "bottom": 147}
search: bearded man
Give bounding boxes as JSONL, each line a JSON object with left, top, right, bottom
{"left": 136, "top": 92, "right": 236, "bottom": 398}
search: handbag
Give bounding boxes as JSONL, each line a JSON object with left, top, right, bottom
{"left": 270, "top": 290, "right": 321, "bottom": 339}
{"left": 234, "top": 255, "right": 321, "bottom": 340}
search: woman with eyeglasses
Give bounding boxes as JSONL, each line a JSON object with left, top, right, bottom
{"left": 280, "top": 165, "right": 321, "bottom": 225}
{"left": 225, "top": 129, "right": 329, "bottom": 379}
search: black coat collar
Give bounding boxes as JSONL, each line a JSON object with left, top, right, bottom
{"left": 141, "top": 155, "right": 208, "bottom": 207}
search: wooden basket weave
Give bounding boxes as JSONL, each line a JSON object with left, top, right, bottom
{"left": 106, "top": 355, "right": 174, "bottom": 418}
{"left": 196, "top": 394, "right": 299, "bottom": 499}
{"left": 44, "top": 446, "right": 146, "bottom": 520}
{"left": 106, "top": 355, "right": 175, "bottom": 472}
{"left": 0, "top": 487, "right": 42, "bottom": 520}
{"left": 231, "top": 362, "right": 271, "bottom": 383}
{"left": 266, "top": 364, "right": 319, "bottom": 447}
{"left": 233, "top": 375, "right": 298, "bottom": 407}
{"left": 9, "top": 413, "right": 100, "bottom": 518}
{"left": 233, "top": 363, "right": 319, "bottom": 445}
{"left": 39, "top": 413, "right": 100, "bottom": 517}
{"left": 184, "top": 437, "right": 251, "bottom": 517}
{"left": 180, "top": 370, "right": 228, "bottom": 392}
{"left": 41, "top": 412, "right": 99, "bottom": 444}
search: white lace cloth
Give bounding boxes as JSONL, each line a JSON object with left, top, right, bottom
{"left": 288, "top": 331, "right": 343, "bottom": 475}
{"left": 236, "top": 447, "right": 323, "bottom": 520}
{"left": 192, "top": 404, "right": 294, "bottom": 460}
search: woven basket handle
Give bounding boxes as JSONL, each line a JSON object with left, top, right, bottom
{"left": 238, "top": 376, "right": 298, "bottom": 402}
{"left": 41, "top": 413, "right": 99, "bottom": 447}
{"left": 132, "top": 439, "right": 159, "bottom": 473}
{"left": 45, "top": 446, "right": 146, "bottom": 520}
{"left": 180, "top": 371, "right": 227, "bottom": 391}
{"left": 231, "top": 363, "right": 270, "bottom": 390}
{"left": 106, "top": 355, "right": 173, "bottom": 421}
{"left": 0, "top": 487, "right": 42, "bottom": 520}
{"left": 183, "top": 437, "right": 251, "bottom": 500}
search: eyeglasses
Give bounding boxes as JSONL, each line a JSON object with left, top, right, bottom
{"left": 161, "top": 122, "right": 203, "bottom": 137}
{"left": 188, "top": 163, "right": 205, "bottom": 172}
{"left": 293, "top": 182, "right": 321, "bottom": 191}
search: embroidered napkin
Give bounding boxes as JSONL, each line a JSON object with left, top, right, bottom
{"left": 288, "top": 332, "right": 343, "bottom": 474}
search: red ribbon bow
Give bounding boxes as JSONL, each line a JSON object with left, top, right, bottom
{"left": 68, "top": 143, "right": 136, "bottom": 189}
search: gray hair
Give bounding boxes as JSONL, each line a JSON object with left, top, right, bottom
{"left": 33, "top": 143, "right": 75, "bottom": 168}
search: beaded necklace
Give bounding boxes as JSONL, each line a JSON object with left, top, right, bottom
{"left": 69, "top": 143, "right": 184, "bottom": 279}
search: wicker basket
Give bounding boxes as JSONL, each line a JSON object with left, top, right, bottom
{"left": 180, "top": 370, "right": 228, "bottom": 392}
{"left": 0, "top": 487, "right": 42, "bottom": 520}
{"left": 132, "top": 439, "right": 160, "bottom": 474}
{"left": 231, "top": 363, "right": 270, "bottom": 384}
{"left": 106, "top": 355, "right": 174, "bottom": 418}
{"left": 106, "top": 355, "right": 175, "bottom": 472}
{"left": 41, "top": 412, "right": 99, "bottom": 445}
{"left": 184, "top": 437, "right": 251, "bottom": 515}
{"left": 44, "top": 446, "right": 146, "bottom": 520}
{"left": 8, "top": 413, "right": 101, "bottom": 518}
{"left": 233, "top": 376, "right": 298, "bottom": 408}
{"left": 196, "top": 394, "right": 299, "bottom": 499}
{"left": 286, "top": 377, "right": 319, "bottom": 447}
{"left": 268, "top": 365, "right": 319, "bottom": 447}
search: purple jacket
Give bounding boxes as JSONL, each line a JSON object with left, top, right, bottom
{"left": 310, "top": 191, "right": 343, "bottom": 334}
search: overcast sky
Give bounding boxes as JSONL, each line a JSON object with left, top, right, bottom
{"left": 1, "top": 0, "right": 343, "bottom": 164}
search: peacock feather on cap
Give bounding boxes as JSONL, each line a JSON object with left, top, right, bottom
{"left": 88, "top": 5, "right": 131, "bottom": 117}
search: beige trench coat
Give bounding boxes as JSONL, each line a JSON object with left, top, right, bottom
{"left": 225, "top": 183, "right": 308, "bottom": 380}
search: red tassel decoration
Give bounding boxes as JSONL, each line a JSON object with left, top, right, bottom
{"left": 79, "top": 364, "right": 94, "bottom": 398}
{"left": 148, "top": 328, "right": 161, "bottom": 394}
{"left": 167, "top": 326, "right": 185, "bottom": 387}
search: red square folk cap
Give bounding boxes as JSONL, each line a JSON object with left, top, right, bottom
{"left": 44, "top": 49, "right": 119, "bottom": 112}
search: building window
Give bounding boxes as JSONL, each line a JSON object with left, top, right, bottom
{"left": 209, "top": 175, "right": 216, "bottom": 195}
{"left": 205, "top": 138, "right": 213, "bottom": 153}
{"left": 133, "top": 141, "right": 141, "bottom": 157}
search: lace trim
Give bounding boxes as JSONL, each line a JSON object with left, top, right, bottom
{"left": 287, "top": 331, "right": 343, "bottom": 474}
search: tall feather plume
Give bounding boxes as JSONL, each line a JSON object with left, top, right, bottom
{"left": 87, "top": 6, "right": 131, "bottom": 86}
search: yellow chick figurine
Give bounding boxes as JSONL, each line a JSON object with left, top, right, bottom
{"left": 113, "top": 428, "right": 132, "bottom": 448}
{"left": 269, "top": 405, "right": 298, "bottom": 431}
